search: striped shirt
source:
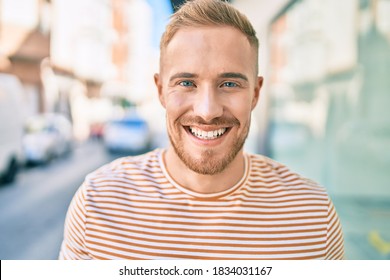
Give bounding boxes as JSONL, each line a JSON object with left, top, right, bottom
{"left": 59, "top": 149, "right": 344, "bottom": 260}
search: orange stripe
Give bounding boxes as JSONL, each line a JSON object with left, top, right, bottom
{"left": 86, "top": 236, "right": 326, "bottom": 257}
{"left": 87, "top": 226, "right": 326, "bottom": 248}
{"left": 87, "top": 220, "right": 327, "bottom": 241}
{"left": 86, "top": 213, "right": 326, "bottom": 235}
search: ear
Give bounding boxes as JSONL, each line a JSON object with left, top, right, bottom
{"left": 251, "top": 76, "right": 263, "bottom": 110}
{"left": 154, "top": 73, "right": 166, "bottom": 108}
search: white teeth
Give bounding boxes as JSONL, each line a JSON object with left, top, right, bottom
{"left": 189, "top": 127, "right": 227, "bottom": 140}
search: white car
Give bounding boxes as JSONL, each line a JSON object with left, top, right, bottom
{"left": 0, "top": 73, "right": 26, "bottom": 184}
{"left": 23, "top": 113, "right": 73, "bottom": 164}
{"left": 103, "top": 112, "right": 151, "bottom": 154}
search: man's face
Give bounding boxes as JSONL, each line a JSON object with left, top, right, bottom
{"left": 155, "top": 26, "right": 262, "bottom": 175}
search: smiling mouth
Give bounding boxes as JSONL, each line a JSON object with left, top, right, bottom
{"left": 187, "top": 126, "right": 228, "bottom": 140}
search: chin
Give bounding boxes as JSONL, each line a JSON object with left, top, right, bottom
{"left": 174, "top": 142, "right": 243, "bottom": 175}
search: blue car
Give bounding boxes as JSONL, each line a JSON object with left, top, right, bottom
{"left": 103, "top": 112, "right": 151, "bottom": 154}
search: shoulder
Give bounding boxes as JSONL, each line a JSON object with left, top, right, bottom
{"left": 84, "top": 149, "right": 163, "bottom": 187}
{"left": 247, "top": 153, "right": 326, "bottom": 193}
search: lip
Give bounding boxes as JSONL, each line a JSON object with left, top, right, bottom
{"left": 183, "top": 125, "right": 231, "bottom": 146}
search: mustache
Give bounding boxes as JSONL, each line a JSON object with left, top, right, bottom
{"left": 178, "top": 116, "right": 240, "bottom": 126}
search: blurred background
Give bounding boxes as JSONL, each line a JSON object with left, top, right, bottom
{"left": 0, "top": 0, "right": 389, "bottom": 260}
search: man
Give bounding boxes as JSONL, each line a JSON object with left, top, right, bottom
{"left": 59, "top": 0, "right": 344, "bottom": 260}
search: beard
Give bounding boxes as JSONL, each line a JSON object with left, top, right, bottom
{"left": 167, "top": 115, "right": 250, "bottom": 175}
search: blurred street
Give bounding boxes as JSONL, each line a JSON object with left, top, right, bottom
{"left": 0, "top": 140, "right": 116, "bottom": 260}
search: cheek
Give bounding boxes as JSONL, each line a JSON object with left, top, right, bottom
{"left": 165, "top": 92, "right": 191, "bottom": 116}
{"left": 166, "top": 97, "right": 186, "bottom": 108}
{"left": 226, "top": 97, "right": 253, "bottom": 120}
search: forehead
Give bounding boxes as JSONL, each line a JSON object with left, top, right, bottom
{"left": 169, "top": 25, "right": 248, "bottom": 45}
{"left": 161, "top": 26, "right": 256, "bottom": 77}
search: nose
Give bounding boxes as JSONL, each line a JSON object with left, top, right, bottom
{"left": 193, "top": 86, "right": 223, "bottom": 122}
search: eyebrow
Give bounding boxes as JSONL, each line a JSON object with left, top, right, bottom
{"left": 169, "top": 72, "right": 198, "bottom": 82}
{"left": 168, "top": 72, "right": 249, "bottom": 82}
{"left": 219, "top": 72, "right": 248, "bottom": 81}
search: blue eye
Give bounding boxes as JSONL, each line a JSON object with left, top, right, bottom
{"left": 222, "top": 81, "right": 238, "bottom": 87}
{"left": 179, "top": 81, "right": 195, "bottom": 87}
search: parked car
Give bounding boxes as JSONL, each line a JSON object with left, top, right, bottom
{"left": 0, "top": 73, "right": 26, "bottom": 184}
{"left": 103, "top": 111, "right": 151, "bottom": 154}
{"left": 23, "top": 113, "right": 73, "bottom": 164}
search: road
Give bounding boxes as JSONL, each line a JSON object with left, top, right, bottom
{"left": 0, "top": 140, "right": 117, "bottom": 260}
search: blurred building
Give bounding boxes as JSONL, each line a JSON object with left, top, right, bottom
{"left": 50, "top": 0, "right": 114, "bottom": 95}
{"left": 265, "top": 0, "right": 390, "bottom": 198}
{"left": 0, "top": 0, "right": 51, "bottom": 115}
{"left": 1, "top": 0, "right": 163, "bottom": 141}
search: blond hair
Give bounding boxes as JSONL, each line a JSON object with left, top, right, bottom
{"left": 160, "top": 0, "right": 259, "bottom": 73}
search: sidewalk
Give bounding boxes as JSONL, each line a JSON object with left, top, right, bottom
{"left": 333, "top": 196, "right": 390, "bottom": 260}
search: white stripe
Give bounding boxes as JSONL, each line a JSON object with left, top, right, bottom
{"left": 86, "top": 213, "right": 327, "bottom": 235}
{"left": 91, "top": 176, "right": 170, "bottom": 186}
{"left": 87, "top": 239, "right": 327, "bottom": 259}
{"left": 86, "top": 207, "right": 328, "bottom": 222}
{"left": 86, "top": 195, "right": 328, "bottom": 209}
{"left": 86, "top": 203, "right": 328, "bottom": 216}
{"left": 87, "top": 232, "right": 326, "bottom": 252}
{"left": 84, "top": 189, "right": 328, "bottom": 206}
{"left": 87, "top": 223, "right": 326, "bottom": 245}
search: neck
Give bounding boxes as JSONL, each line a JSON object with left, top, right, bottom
{"left": 163, "top": 146, "right": 246, "bottom": 194}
